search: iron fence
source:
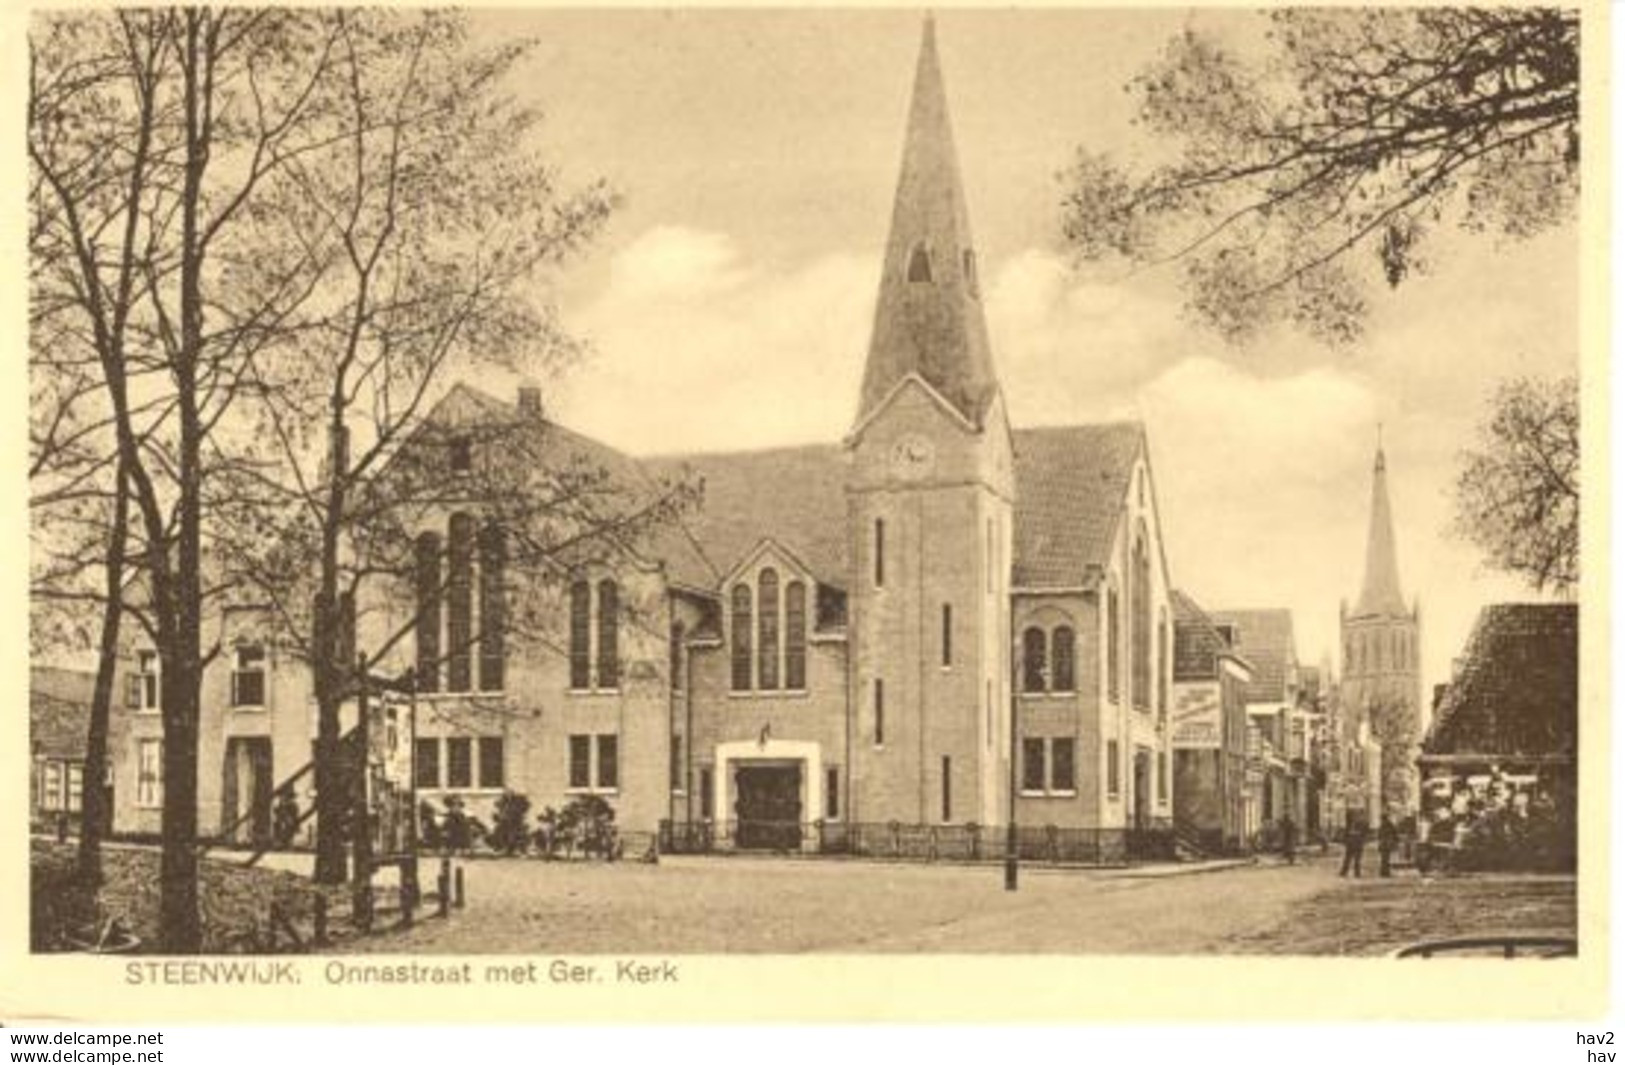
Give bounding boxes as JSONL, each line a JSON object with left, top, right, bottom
{"left": 659, "top": 819, "right": 1184, "bottom": 867}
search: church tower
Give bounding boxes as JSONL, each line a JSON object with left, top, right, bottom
{"left": 1339, "top": 440, "right": 1423, "bottom": 819}
{"left": 846, "top": 17, "right": 1014, "bottom": 828}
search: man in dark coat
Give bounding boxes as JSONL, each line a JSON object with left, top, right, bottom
{"left": 1339, "top": 814, "right": 1367, "bottom": 878}
{"left": 1377, "top": 814, "right": 1399, "bottom": 877}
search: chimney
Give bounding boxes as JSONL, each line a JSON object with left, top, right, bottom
{"left": 517, "top": 384, "right": 542, "bottom": 419}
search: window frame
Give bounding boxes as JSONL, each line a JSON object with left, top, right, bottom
{"left": 137, "top": 739, "right": 164, "bottom": 809}
{"left": 230, "top": 643, "right": 267, "bottom": 709}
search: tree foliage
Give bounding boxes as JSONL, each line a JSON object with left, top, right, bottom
{"left": 1452, "top": 375, "right": 1578, "bottom": 595}
{"left": 1060, "top": 8, "right": 1579, "bottom": 343}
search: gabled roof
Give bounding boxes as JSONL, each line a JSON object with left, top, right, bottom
{"left": 1424, "top": 603, "right": 1577, "bottom": 759}
{"left": 1170, "top": 588, "right": 1252, "bottom": 682}
{"left": 642, "top": 444, "right": 850, "bottom": 589}
{"left": 1011, "top": 423, "right": 1143, "bottom": 587}
{"left": 1208, "top": 608, "right": 1298, "bottom": 704}
{"left": 31, "top": 666, "right": 94, "bottom": 760}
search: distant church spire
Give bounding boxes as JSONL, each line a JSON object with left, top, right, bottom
{"left": 855, "top": 15, "right": 998, "bottom": 428}
{"left": 1354, "top": 438, "right": 1407, "bottom": 617}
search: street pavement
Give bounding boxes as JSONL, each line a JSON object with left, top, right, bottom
{"left": 328, "top": 850, "right": 1575, "bottom": 956}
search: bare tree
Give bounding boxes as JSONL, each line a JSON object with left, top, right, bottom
{"left": 1060, "top": 8, "right": 1578, "bottom": 344}
{"left": 1452, "top": 375, "right": 1579, "bottom": 595}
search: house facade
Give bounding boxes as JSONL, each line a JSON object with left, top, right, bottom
{"left": 1169, "top": 591, "right": 1255, "bottom": 853}
{"left": 104, "top": 20, "right": 1177, "bottom": 851}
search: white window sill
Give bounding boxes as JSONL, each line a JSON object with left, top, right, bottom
{"left": 1021, "top": 789, "right": 1078, "bottom": 799}
{"left": 567, "top": 688, "right": 620, "bottom": 697}
{"left": 231, "top": 705, "right": 268, "bottom": 713}
{"left": 727, "top": 689, "right": 810, "bottom": 700}
{"left": 564, "top": 787, "right": 620, "bottom": 797}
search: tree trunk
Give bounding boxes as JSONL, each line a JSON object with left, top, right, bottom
{"left": 158, "top": 660, "right": 201, "bottom": 953}
{"left": 312, "top": 610, "right": 348, "bottom": 884}
{"left": 76, "top": 464, "right": 128, "bottom": 886}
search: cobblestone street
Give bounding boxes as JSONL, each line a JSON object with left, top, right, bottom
{"left": 335, "top": 853, "right": 1577, "bottom": 956}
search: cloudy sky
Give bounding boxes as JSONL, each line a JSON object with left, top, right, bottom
{"left": 475, "top": 9, "right": 1578, "bottom": 701}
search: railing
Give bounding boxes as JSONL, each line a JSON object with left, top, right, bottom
{"left": 659, "top": 819, "right": 1184, "bottom": 867}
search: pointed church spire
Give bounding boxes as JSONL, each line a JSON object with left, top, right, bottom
{"left": 856, "top": 16, "right": 998, "bottom": 429}
{"left": 1354, "top": 438, "right": 1408, "bottom": 617}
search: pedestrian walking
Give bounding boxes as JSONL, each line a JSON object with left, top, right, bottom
{"left": 1377, "top": 814, "right": 1398, "bottom": 878}
{"left": 1339, "top": 815, "right": 1367, "bottom": 878}
{"left": 1280, "top": 815, "right": 1297, "bottom": 865}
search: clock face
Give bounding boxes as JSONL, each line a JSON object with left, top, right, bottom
{"left": 890, "top": 434, "right": 936, "bottom": 478}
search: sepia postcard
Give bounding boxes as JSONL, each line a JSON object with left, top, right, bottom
{"left": 6, "top": 1, "right": 1610, "bottom": 1023}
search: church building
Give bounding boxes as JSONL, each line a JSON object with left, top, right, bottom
{"left": 1340, "top": 442, "right": 1424, "bottom": 818}
{"left": 104, "top": 20, "right": 1178, "bottom": 854}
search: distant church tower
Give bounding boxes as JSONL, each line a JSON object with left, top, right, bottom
{"left": 1340, "top": 439, "right": 1423, "bottom": 817}
{"left": 845, "top": 17, "right": 1014, "bottom": 827}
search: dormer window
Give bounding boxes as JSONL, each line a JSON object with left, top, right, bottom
{"left": 449, "top": 435, "right": 472, "bottom": 474}
{"left": 907, "top": 243, "right": 933, "bottom": 283}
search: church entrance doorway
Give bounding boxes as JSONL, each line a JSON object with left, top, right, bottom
{"left": 734, "top": 762, "right": 802, "bottom": 851}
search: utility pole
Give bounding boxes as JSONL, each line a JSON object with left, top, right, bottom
{"left": 1005, "top": 638, "right": 1019, "bottom": 891}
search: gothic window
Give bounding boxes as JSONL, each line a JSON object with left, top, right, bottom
{"left": 596, "top": 580, "right": 620, "bottom": 689}
{"left": 1022, "top": 626, "right": 1047, "bottom": 693}
{"left": 758, "top": 568, "right": 780, "bottom": 691}
{"left": 415, "top": 532, "right": 442, "bottom": 693}
{"left": 670, "top": 621, "right": 686, "bottom": 693}
{"left": 941, "top": 603, "right": 953, "bottom": 667}
{"left": 907, "top": 243, "right": 932, "bottom": 283}
{"left": 1051, "top": 626, "right": 1076, "bottom": 692}
{"left": 1107, "top": 588, "right": 1122, "bottom": 702}
{"left": 874, "top": 518, "right": 886, "bottom": 587}
{"left": 785, "top": 581, "right": 807, "bottom": 690}
{"left": 1132, "top": 534, "right": 1152, "bottom": 710}
{"left": 874, "top": 678, "right": 886, "bottom": 746}
{"left": 446, "top": 513, "right": 474, "bottom": 692}
{"left": 730, "top": 584, "right": 753, "bottom": 692}
{"left": 478, "top": 522, "right": 506, "bottom": 692}
{"left": 568, "top": 579, "right": 591, "bottom": 690}
{"left": 1158, "top": 609, "right": 1169, "bottom": 715}
{"left": 962, "top": 249, "right": 978, "bottom": 297}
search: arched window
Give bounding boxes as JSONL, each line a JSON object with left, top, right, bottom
{"left": 1051, "top": 626, "right": 1076, "bottom": 692}
{"left": 670, "top": 620, "right": 686, "bottom": 693}
{"left": 1157, "top": 608, "right": 1169, "bottom": 714}
{"left": 785, "top": 581, "right": 807, "bottom": 690}
{"left": 568, "top": 579, "right": 591, "bottom": 690}
{"left": 477, "top": 522, "right": 506, "bottom": 692}
{"left": 907, "top": 243, "right": 932, "bottom": 283}
{"left": 758, "top": 568, "right": 780, "bottom": 690}
{"left": 1022, "top": 626, "right": 1047, "bottom": 693}
{"left": 414, "top": 532, "right": 442, "bottom": 693}
{"left": 596, "top": 579, "right": 620, "bottom": 689}
{"left": 1107, "top": 588, "right": 1121, "bottom": 701}
{"left": 446, "top": 513, "right": 474, "bottom": 692}
{"left": 1132, "top": 534, "right": 1152, "bottom": 709}
{"left": 730, "top": 584, "right": 753, "bottom": 692}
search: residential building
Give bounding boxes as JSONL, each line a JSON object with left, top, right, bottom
{"left": 1170, "top": 590, "right": 1254, "bottom": 853}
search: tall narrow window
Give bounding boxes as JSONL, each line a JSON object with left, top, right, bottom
{"left": 568, "top": 735, "right": 591, "bottom": 789}
{"left": 446, "top": 737, "right": 472, "bottom": 788}
{"left": 907, "top": 243, "right": 932, "bottom": 282}
{"left": 568, "top": 580, "right": 591, "bottom": 690}
{"left": 1051, "top": 627, "right": 1076, "bottom": 693}
{"left": 1106, "top": 739, "right": 1121, "bottom": 797}
{"left": 873, "top": 679, "right": 885, "bottom": 746}
{"left": 137, "top": 739, "right": 163, "bottom": 808}
{"left": 826, "top": 767, "right": 839, "bottom": 819}
{"left": 1022, "top": 737, "right": 1046, "bottom": 792}
{"left": 478, "top": 523, "right": 506, "bottom": 692}
{"left": 700, "top": 768, "right": 714, "bottom": 819}
{"left": 874, "top": 518, "right": 886, "bottom": 587}
{"left": 1052, "top": 739, "right": 1077, "bottom": 793}
{"left": 962, "top": 248, "right": 979, "bottom": 297}
{"left": 478, "top": 737, "right": 504, "bottom": 789}
{"left": 785, "top": 581, "right": 807, "bottom": 690}
{"left": 231, "top": 644, "right": 266, "bottom": 707}
{"left": 597, "top": 734, "right": 619, "bottom": 790}
{"left": 446, "top": 513, "right": 474, "bottom": 692}
{"left": 1107, "top": 589, "right": 1121, "bottom": 702}
{"left": 670, "top": 734, "right": 683, "bottom": 791}
{"left": 730, "top": 584, "right": 753, "bottom": 692}
{"left": 1157, "top": 610, "right": 1168, "bottom": 715}
{"left": 596, "top": 580, "right": 620, "bottom": 689}
{"left": 941, "top": 604, "right": 953, "bottom": 667}
{"left": 758, "top": 568, "right": 780, "bottom": 690}
{"left": 415, "top": 533, "right": 442, "bottom": 693}
{"left": 414, "top": 738, "right": 440, "bottom": 789}
{"left": 1022, "top": 627, "right": 1047, "bottom": 693}
{"left": 1157, "top": 751, "right": 1168, "bottom": 801}
{"left": 941, "top": 756, "right": 952, "bottom": 823}
{"left": 670, "top": 621, "right": 686, "bottom": 693}
{"left": 1132, "top": 535, "right": 1151, "bottom": 709}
